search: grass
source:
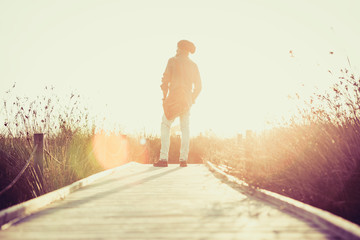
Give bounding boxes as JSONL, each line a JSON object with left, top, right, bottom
{"left": 1, "top": 68, "right": 360, "bottom": 226}
{"left": 0, "top": 86, "right": 101, "bottom": 209}
{"left": 202, "top": 68, "right": 360, "bottom": 225}
{"left": 205, "top": 123, "right": 360, "bottom": 224}
{"left": 0, "top": 85, "right": 208, "bottom": 210}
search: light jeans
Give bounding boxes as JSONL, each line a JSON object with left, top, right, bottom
{"left": 160, "top": 111, "right": 190, "bottom": 161}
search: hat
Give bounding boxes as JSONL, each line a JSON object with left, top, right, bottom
{"left": 177, "top": 40, "right": 196, "bottom": 54}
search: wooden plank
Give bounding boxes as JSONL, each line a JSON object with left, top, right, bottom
{"left": 0, "top": 163, "right": 344, "bottom": 239}
{"left": 0, "top": 162, "right": 139, "bottom": 229}
{"left": 207, "top": 161, "right": 360, "bottom": 240}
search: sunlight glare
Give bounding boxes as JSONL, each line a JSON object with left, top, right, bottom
{"left": 140, "top": 138, "right": 146, "bottom": 145}
{"left": 92, "top": 131, "right": 129, "bottom": 169}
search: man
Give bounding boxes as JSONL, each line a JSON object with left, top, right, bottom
{"left": 154, "top": 40, "right": 202, "bottom": 167}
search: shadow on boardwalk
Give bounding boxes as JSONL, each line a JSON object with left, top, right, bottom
{"left": 0, "top": 164, "right": 338, "bottom": 239}
{"left": 14, "top": 166, "right": 182, "bottom": 226}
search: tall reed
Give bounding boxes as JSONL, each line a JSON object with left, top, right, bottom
{"left": 204, "top": 68, "right": 360, "bottom": 224}
{"left": 0, "top": 86, "right": 102, "bottom": 210}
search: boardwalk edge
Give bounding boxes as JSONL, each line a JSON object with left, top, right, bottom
{"left": 0, "top": 162, "right": 140, "bottom": 230}
{"left": 206, "top": 161, "right": 360, "bottom": 240}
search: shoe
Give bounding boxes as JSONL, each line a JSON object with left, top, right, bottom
{"left": 179, "top": 161, "right": 187, "bottom": 167}
{"left": 153, "top": 160, "right": 168, "bottom": 167}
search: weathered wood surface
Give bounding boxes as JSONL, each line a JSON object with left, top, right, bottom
{"left": 0, "top": 163, "right": 342, "bottom": 239}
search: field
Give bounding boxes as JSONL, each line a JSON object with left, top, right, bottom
{"left": 1, "top": 68, "right": 360, "bottom": 225}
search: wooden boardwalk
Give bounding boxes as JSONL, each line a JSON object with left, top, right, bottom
{"left": 0, "top": 163, "right": 348, "bottom": 239}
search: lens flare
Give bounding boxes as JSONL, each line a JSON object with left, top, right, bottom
{"left": 140, "top": 138, "right": 146, "bottom": 145}
{"left": 92, "top": 131, "right": 129, "bottom": 169}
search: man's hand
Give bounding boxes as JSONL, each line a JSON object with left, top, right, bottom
{"left": 162, "top": 91, "right": 167, "bottom": 101}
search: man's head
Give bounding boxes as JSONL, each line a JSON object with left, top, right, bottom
{"left": 176, "top": 40, "right": 196, "bottom": 56}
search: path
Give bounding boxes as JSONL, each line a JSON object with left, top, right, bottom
{"left": 0, "top": 163, "right": 341, "bottom": 239}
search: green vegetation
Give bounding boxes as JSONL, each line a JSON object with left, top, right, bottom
{"left": 0, "top": 87, "right": 102, "bottom": 209}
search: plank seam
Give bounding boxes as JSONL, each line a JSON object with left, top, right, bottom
{"left": 206, "top": 161, "right": 360, "bottom": 240}
{"left": 0, "top": 162, "right": 140, "bottom": 230}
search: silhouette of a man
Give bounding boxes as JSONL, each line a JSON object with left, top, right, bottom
{"left": 154, "top": 40, "right": 202, "bottom": 167}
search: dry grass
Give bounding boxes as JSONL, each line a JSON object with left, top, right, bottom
{"left": 203, "top": 68, "right": 360, "bottom": 224}
{"left": 0, "top": 86, "right": 103, "bottom": 209}
{"left": 0, "top": 85, "right": 208, "bottom": 210}
{"left": 2, "top": 68, "right": 360, "bottom": 226}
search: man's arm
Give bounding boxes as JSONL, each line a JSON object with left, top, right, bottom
{"left": 160, "top": 59, "right": 172, "bottom": 100}
{"left": 192, "top": 64, "right": 202, "bottom": 103}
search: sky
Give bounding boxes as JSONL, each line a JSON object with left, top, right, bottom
{"left": 1, "top": 0, "right": 360, "bottom": 137}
